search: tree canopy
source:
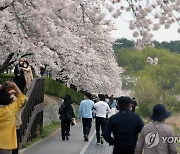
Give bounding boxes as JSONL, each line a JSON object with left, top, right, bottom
{"left": 113, "top": 38, "right": 180, "bottom": 53}
{"left": 0, "top": 0, "right": 124, "bottom": 95}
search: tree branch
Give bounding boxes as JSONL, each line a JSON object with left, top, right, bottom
{"left": 21, "top": 53, "right": 33, "bottom": 58}
{"left": 0, "top": 5, "right": 9, "bottom": 11}
{"left": 0, "top": 52, "right": 33, "bottom": 73}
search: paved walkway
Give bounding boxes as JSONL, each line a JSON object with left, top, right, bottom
{"left": 22, "top": 121, "right": 113, "bottom": 154}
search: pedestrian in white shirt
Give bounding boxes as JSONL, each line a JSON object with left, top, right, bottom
{"left": 94, "top": 94, "right": 111, "bottom": 144}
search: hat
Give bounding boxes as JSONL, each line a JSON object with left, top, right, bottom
{"left": 150, "top": 104, "right": 171, "bottom": 121}
{"left": 118, "top": 96, "right": 133, "bottom": 109}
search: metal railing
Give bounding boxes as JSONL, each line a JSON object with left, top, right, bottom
{"left": 20, "top": 78, "right": 44, "bottom": 147}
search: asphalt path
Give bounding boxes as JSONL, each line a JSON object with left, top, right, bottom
{"left": 23, "top": 121, "right": 95, "bottom": 154}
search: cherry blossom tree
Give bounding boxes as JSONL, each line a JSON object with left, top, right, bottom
{"left": 2, "top": 0, "right": 178, "bottom": 94}
{"left": 105, "top": 0, "right": 180, "bottom": 49}
{"left": 0, "top": 0, "right": 123, "bottom": 95}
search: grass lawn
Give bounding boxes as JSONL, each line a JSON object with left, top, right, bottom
{"left": 22, "top": 121, "right": 60, "bottom": 148}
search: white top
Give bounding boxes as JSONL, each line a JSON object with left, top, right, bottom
{"left": 94, "top": 101, "right": 111, "bottom": 118}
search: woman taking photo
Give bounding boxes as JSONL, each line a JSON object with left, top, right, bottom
{"left": 0, "top": 81, "right": 26, "bottom": 154}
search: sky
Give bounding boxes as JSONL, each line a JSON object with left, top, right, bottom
{"left": 110, "top": 16, "right": 180, "bottom": 42}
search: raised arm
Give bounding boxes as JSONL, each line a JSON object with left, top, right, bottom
{"left": 5, "top": 81, "right": 26, "bottom": 112}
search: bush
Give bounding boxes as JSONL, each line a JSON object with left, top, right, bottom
{"left": 43, "top": 77, "right": 84, "bottom": 104}
{"left": 0, "top": 73, "right": 14, "bottom": 83}
{"left": 133, "top": 76, "right": 162, "bottom": 117}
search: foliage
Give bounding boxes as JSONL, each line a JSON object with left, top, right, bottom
{"left": 113, "top": 38, "right": 180, "bottom": 54}
{"left": 113, "top": 38, "right": 134, "bottom": 53}
{"left": 44, "top": 77, "right": 84, "bottom": 104}
{"left": 153, "top": 40, "right": 180, "bottom": 53}
{"left": 116, "top": 47, "right": 180, "bottom": 116}
{"left": 0, "top": 73, "right": 14, "bottom": 83}
{"left": 133, "top": 76, "right": 161, "bottom": 117}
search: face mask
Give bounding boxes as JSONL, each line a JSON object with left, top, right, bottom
{"left": 20, "top": 62, "right": 23, "bottom": 65}
{"left": 24, "top": 64, "right": 27, "bottom": 67}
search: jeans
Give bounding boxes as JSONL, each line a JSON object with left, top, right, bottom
{"left": 61, "top": 119, "right": 71, "bottom": 140}
{"left": 82, "top": 118, "right": 92, "bottom": 137}
{"left": 95, "top": 117, "right": 106, "bottom": 142}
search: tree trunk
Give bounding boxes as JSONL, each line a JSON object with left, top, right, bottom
{"left": 0, "top": 53, "right": 15, "bottom": 73}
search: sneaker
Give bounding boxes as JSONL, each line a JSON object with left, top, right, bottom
{"left": 100, "top": 137, "right": 104, "bottom": 144}
{"left": 84, "top": 135, "right": 89, "bottom": 141}
{"left": 96, "top": 142, "right": 101, "bottom": 145}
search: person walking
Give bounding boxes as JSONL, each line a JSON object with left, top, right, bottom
{"left": 14, "top": 58, "right": 26, "bottom": 92}
{"left": 94, "top": 94, "right": 111, "bottom": 144}
{"left": 59, "top": 95, "right": 75, "bottom": 141}
{"left": 0, "top": 81, "right": 26, "bottom": 154}
{"left": 131, "top": 97, "right": 137, "bottom": 113}
{"left": 108, "top": 95, "right": 117, "bottom": 118}
{"left": 22, "top": 60, "right": 33, "bottom": 89}
{"left": 79, "top": 92, "right": 94, "bottom": 141}
{"left": 103, "top": 96, "right": 144, "bottom": 154}
{"left": 135, "top": 104, "right": 177, "bottom": 154}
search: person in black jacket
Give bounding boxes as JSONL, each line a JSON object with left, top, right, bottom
{"left": 131, "top": 97, "right": 137, "bottom": 113}
{"left": 103, "top": 96, "right": 144, "bottom": 154}
{"left": 59, "top": 95, "right": 75, "bottom": 140}
{"left": 14, "top": 58, "right": 26, "bottom": 92}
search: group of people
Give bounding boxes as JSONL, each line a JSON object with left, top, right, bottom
{"left": 14, "top": 58, "right": 33, "bottom": 92}
{"left": 59, "top": 92, "right": 178, "bottom": 154}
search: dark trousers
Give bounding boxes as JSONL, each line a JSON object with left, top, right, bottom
{"left": 82, "top": 118, "right": 92, "bottom": 137}
{"left": 12, "top": 129, "right": 21, "bottom": 154}
{"left": 95, "top": 117, "right": 106, "bottom": 142}
{"left": 61, "top": 119, "right": 71, "bottom": 140}
{"left": 0, "top": 150, "right": 12, "bottom": 154}
{"left": 113, "top": 147, "right": 134, "bottom": 154}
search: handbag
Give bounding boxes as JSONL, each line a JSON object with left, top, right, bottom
{"left": 71, "top": 118, "right": 76, "bottom": 126}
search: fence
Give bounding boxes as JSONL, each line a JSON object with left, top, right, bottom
{"left": 20, "top": 78, "right": 44, "bottom": 147}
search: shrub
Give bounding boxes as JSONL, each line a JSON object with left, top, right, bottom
{"left": 133, "top": 76, "right": 162, "bottom": 117}
{"left": 0, "top": 73, "right": 14, "bottom": 83}
{"left": 43, "top": 77, "right": 84, "bottom": 104}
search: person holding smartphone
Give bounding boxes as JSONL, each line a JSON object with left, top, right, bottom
{"left": 0, "top": 81, "right": 26, "bottom": 154}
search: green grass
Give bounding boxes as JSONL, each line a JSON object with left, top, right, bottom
{"left": 22, "top": 121, "right": 60, "bottom": 148}
{"left": 41, "top": 121, "right": 60, "bottom": 138}
{"left": 173, "top": 126, "right": 180, "bottom": 153}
